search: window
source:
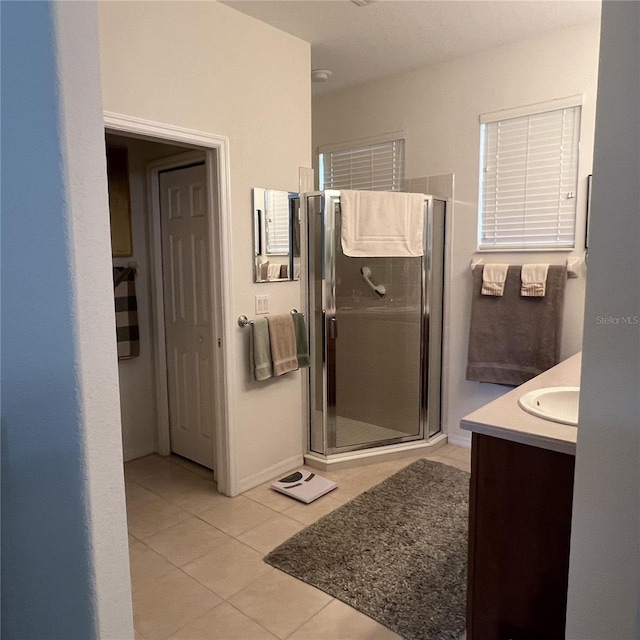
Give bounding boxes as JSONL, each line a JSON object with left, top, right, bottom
{"left": 265, "top": 189, "right": 291, "bottom": 254}
{"left": 478, "top": 99, "right": 581, "bottom": 250}
{"left": 319, "top": 137, "right": 405, "bottom": 191}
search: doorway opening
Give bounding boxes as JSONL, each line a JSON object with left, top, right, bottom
{"left": 104, "top": 114, "right": 233, "bottom": 495}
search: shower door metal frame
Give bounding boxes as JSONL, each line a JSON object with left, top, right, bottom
{"left": 306, "top": 190, "right": 442, "bottom": 456}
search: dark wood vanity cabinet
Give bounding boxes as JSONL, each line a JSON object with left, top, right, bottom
{"left": 466, "top": 433, "right": 576, "bottom": 640}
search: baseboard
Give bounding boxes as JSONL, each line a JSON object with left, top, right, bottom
{"left": 123, "top": 445, "right": 157, "bottom": 463}
{"left": 447, "top": 433, "right": 471, "bottom": 448}
{"left": 236, "top": 454, "right": 304, "bottom": 495}
{"left": 304, "top": 434, "right": 449, "bottom": 472}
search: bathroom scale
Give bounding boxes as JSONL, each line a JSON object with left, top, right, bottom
{"left": 270, "top": 470, "right": 337, "bottom": 504}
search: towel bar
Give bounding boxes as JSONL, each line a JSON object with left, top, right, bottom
{"left": 469, "top": 257, "right": 582, "bottom": 278}
{"left": 238, "top": 309, "right": 301, "bottom": 328}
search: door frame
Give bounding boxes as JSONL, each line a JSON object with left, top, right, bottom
{"left": 104, "top": 111, "right": 235, "bottom": 496}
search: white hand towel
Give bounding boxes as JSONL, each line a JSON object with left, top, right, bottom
{"left": 481, "top": 264, "right": 509, "bottom": 296}
{"left": 521, "top": 264, "right": 550, "bottom": 297}
{"left": 340, "top": 190, "right": 425, "bottom": 257}
{"left": 267, "top": 263, "right": 282, "bottom": 280}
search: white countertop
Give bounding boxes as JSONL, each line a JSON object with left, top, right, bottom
{"left": 460, "top": 352, "right": 581, "bottom": 455}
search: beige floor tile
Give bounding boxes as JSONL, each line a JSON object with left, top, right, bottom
{"left": 126, "top": 480, "right": 163, "bottom": 507}
{"left": 181, "top": 537, "right": 273, "bottom": 600}
{"left": 198, "top": 495, "right": 277, "bottom": 536}
{"left": 144, "top": 516, "right": 231, "bottom": 567}
{"left": 135, "top": 466, "right": 212, "bottom": 502}
{"left": 137, "top": 467, "right": 228, "bottom": 515}
{"left": 174, "top": 457, "right": 216, "bottom": 480}
{"left": 125, "top": 454, "right": 179, "bottom": 482}
{"left": 237, "top": 514, "right": 305, "bottom": 554}
{"left": 243, "top": 481, "right": 301, "bottom": 513}
{"left": 168, "top": 602, "right": 278, "bottom": 640}
{"left": 228, "top": 570, "right": 332, "bottom": 640}
{"left": 282, "top": 494, "right": 344, "bottom": 526}
{"left": 171, "top": 484, "right": 230, "bottom": 516}
{"left": 126, "top": 447, "right": 466, "bottom": 639}
{"left": 133, "top": 569, "right": 221, "bottom": 640}
{"left": 426, "top": 444, "right": 457, "bottom": 459}
{"left": 129, "top": 542, "right": 176, "bottom": 593}
{"left": 287, "top": 598, "right": 403, "bottom": 640}
{"left": 148, "top": 468, "right": 229, "bottom": 515}
{"left": 447, "top": 446, "right": 472, "bottom": 463}
{"left": 126, "top": 495, "right": 192, "bottom": 540}
{"left": 329, "top": 466, "right": 393, "bottom": 501}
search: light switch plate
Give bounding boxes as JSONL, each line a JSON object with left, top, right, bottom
{"left": 255, "top": 295, "right": 269, "bottom": 314}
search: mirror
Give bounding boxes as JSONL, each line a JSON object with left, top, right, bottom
{"left": 253, "top": 188, "right": 300, "bottom": 282}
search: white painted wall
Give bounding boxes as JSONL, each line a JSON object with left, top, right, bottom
{"left": 98, "top": 2, "right": 311, "bottom": 492}
{"left": 566, "top": 2, "right": 640, "bottom": 637}
{"left": 1, "top": 2, "right": 133, "bottom": 637}
{"left": 106, "top": 134, "right": 191, "bottom": 462}
{"left": 313, "top": 21, "right": 601, "bottom": 446}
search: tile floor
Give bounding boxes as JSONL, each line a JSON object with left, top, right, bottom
{"left": 126, "top": 444, "right": 471, "bottom": 640}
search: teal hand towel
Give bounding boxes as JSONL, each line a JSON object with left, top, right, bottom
{"left": 293, "top": 312, "right": 310, "bottom": 368}
{"left": 250, "top": 318, "right": 273, "bottom": 381}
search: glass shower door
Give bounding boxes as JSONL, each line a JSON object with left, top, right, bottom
{"left": 331, "top": 207, "right": 425, "bottom": 449}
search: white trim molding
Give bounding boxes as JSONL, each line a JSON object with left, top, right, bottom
{"left": 479, "top": 94, "right": 584, "bottom": 124}
{"left": 104, "top": 111, "right": 237, "bottom": 496}
{"left": 237, "top": 454, "right": 305, "bottom": 495}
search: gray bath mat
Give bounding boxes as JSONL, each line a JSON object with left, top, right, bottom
{"left": 264, "top": 458, "right": 469, "bottom": 640}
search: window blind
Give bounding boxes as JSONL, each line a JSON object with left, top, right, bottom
{"left": 479, "top": 105, "right": 581, "bottom": 250}
{"left": 320, "top": 139, "right": 405, "bottom": 191}
{"left": 265, "top": 190, "right": 290, "bottom": 254}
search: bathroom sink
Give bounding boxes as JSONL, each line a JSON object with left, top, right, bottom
{"left": 518, "top": 387, "right": 579, "bottom": 426}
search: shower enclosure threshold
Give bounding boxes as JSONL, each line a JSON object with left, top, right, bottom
{"left": 304, "top": 433, "right": 448, "bottom": 472}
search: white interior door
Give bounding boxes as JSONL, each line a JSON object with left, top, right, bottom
{"left": 159, "top": 163, "right": 215, "bottom": 469}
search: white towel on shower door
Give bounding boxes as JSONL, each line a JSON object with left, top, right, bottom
{"left": 340, "top": 190, "right": 425, "bottom": 257}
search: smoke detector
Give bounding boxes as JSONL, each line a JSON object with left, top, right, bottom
{"left": 311, "top": 69, "right": 332, "bottom": 83}
{"left": 351, "top": 0, "right": 375, "bottom": 6}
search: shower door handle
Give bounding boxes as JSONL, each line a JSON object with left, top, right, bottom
{"left": 329, "top": 317, "right": 338, "bottom": 339}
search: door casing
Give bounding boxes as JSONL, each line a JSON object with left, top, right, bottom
{"left": 104, "top": 111, "right": 235, "bottom": 496}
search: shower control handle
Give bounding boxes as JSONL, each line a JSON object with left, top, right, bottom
{"left": 361, "top": 266, "right": 386, "bottom": 297}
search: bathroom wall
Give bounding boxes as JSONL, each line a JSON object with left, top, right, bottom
{"left": 566, "top": 2, "right": 640, "bottom": 636}
{"left": 313, "top": 21, "right": 601, "bottom": 445}
{"left": 98, "top": 1, "right": 311, "bottom": 492}
{"left": 2, "top": 2, "right": 133, "bottom": 636}
{"left": 106, "top": 134, "right": 193, "bottom": 462}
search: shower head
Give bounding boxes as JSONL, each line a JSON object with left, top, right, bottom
{"left": 361, "top": 266, "right": 386, "bottom": 298}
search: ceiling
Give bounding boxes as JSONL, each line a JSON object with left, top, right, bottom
{"left": 222, "top": 0, "right": 601, "bottom": 95}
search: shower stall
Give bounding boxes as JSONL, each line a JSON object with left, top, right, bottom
{"left": 305, "top": 191, "right": 446, "bottom": 459}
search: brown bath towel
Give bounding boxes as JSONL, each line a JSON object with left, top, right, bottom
{"left": 466, "top": 265, "right": 566, "bottom": 385}
{"left": 267, "top": 313, "right": 298, "bottom": 376}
